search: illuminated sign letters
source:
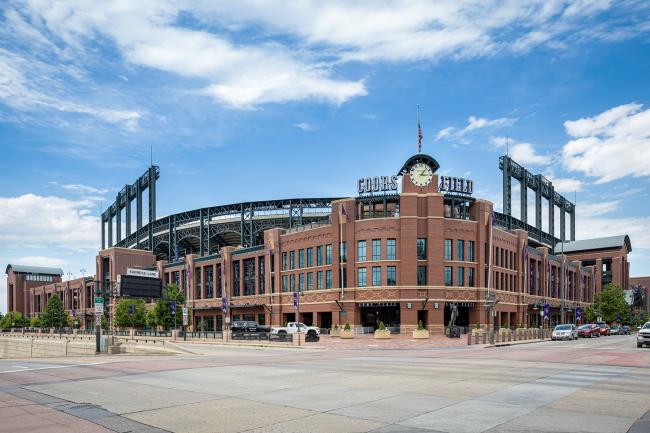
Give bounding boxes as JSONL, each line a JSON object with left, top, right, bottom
{"left": 358, "top": 175, "right": 399, "bottom": 194}
{"left": 439, "top": 176, "right": 474, "bottom": 195}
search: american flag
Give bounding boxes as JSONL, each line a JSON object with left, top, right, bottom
{"left": 417, "top": 120, "right": 423, "bottom": 152}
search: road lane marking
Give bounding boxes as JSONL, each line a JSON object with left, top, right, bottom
{"left": 0, "top": 362, "right": 104, "bottom": 374}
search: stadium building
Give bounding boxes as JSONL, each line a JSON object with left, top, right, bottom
{"left": 7, "top": 153, "right": 634, "bottom": 332}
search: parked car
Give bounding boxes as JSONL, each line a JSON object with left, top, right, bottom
{"left": 230, "top": 321, "right": 270, "bottom": 333}
{"left": 271, "top": 322, "right": 320, "bottom": 338}
{"left": 610, "top": 326, "right": 622, "bottom": 335}
{"left": 552, "top": 324, "right": 578, "bottom": 341}
{"left": 577, "top": 324, "right": 598, "bottom": 338}
{"left": 597, "top": 323, "right": 611, "bottom": 336}
{"left": 622, "top": 325, "right": 631, "bottom": 335}
{"left": 637, "top": 322, "right": 650, "bottom": 348}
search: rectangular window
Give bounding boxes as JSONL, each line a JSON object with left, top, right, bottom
{"left": 357, "top": 240, "right": 367, "bottom": 261}
{"left": 325, "top": 244, "right": 332, "bottom": 265}
{"left": 417, "top": 238, "right": 427, "bottom": 260}
{"left": 372, "top": 239, "right": 381, "bottom": 260}
{"left": 299, "top": 249, "right": 305, "bottom": 268}
{"left": 387, "top": 239, "right": 396, "bottom": 260}
{"left": 244, "top": 258, "right": 255, "bottom": 296}
{"left": 469, "top": 241, "right": 475, "bottom": 262}
{"left": 307, "top": 272, "right": 313, "bottom": 290}
{"left": 233, "top": 262, "right": 240, "bottom": 296}
{"left": 417, "top": 265, "right": 427, "bottom": 286}
{"left": 317, "top": 246, "right": 323, "bottom": 266}
{"left": 195, "top": 267, "right": 202, "bottom": 299}
{"left": 282, "top": 275, "right": 288, "bottom": 292}
{"left": 325, "top": 270, "right": 332, "bottom": 288}
{"left": 457, "top": 240, "right": 464, "bottom": 261}
{"left": 457, "top": 267, "right": 465, "bottom": 286}
{"left": 317, "top": 271, "right": 323, "bottom": 289}
{"left": 299, "top": 273, "right": 305, "bottom": 292}
{"left": 358, "top": 268, "right": 367, "bottom": 287}
{"left": 468, "top": 268, "right": 475, "bottom": 287}
{"left": 307, "top": 248, "right": 313, "bottom": 267}
{"left": 372, "top": 266, "right": 381, "bottom": 286}
{"left": 282, "top": 252, "right": 287, "bottom": 271}
{"left": 258, "top": 257, "right": 265, "bottom": 294}
{"left": 444, "top": 266, "right": 453, "bottom": 286}
{"left": 340, "top": 242, "right": 347, "bottom": 263}
{"left": 444, "top": 239, "right": 452, "bottom": 260}
{"left": 290, "top": 251, "right": 295, "bottom": 270}
{"left": 216, "top": 264, "right": 222, "bottom": 298}
{"left": 387, "top": 266, "right": 397, "bottom": 286}
{"left": 290, "top": 274, "right": 296, "bottom": 292}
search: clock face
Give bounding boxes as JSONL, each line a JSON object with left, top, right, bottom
{"left": 409, "top": 163, "right": 433, "bottom": 187}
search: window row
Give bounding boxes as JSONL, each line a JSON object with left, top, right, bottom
{"left": 282, "top": 270, "right": 333, "bottom": 291}
{"left": 282, "top": 245, "right": 332, "bottom": 270}
{"left": 444, "top": 266, "right": 476, "bottom": 287}
{"left": 444, "top": 239, "right": 476, "bottom": 262}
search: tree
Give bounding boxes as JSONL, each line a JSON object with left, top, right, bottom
{"left": 30, "top": 316, "right": 42, "bottom": 328}
{"left": 151, "top": 283, "right": 185, "bottom": 329}
{"left": 40, "top": 294, "right": 68, "bottom": 328}
{"left": 114, "top": 298, "right": 147, "bottom": 328}
{"left": 1, "top": 311, "right": 29, "bottom": 328}
{"left": 584, "top": 284, "right": 630, "bottom": 324}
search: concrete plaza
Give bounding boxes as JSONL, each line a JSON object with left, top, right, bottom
{"left": 0, "top": 334, "right": 649, "bottom": 433}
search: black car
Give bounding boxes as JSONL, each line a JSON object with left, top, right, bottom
{"left": 231, "top": 321, "right": 270, "bottom": 333}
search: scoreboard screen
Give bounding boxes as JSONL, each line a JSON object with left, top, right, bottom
{"left": 117, "top": 275, "right": 162, "bottom": 298}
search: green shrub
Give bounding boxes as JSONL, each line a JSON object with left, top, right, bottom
{"left": 30, "top": 316, "right": 42, "bottom": 328}
{"left": 474, "top": 323, "right": 481, "bottom": 329}
{"left": 333, "top": 324, "right": 338, "bottom": 330}
{"left": 378, "top": 321, "right": 386, "bottom": 331}
{"left": 417, "top": 320, "right": 425, "bottom": 331}
{"left": 343, "top": 322, "right": 351, "bottom": 331}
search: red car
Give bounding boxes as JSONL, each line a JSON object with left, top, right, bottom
{"left": 578, "top": 324, "right": 600, "bottom": 338}
{"left": 597, "top": 323, "right": 611, "bottom": 336}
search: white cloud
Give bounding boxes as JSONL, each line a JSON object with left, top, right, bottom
{"left": 0, "top": 48, "right": 141, "bottom": 129}
{"left": 562, "top": 102, "right": 650, "bottom": 183}
{"left": 293, "top": 122, "right": 316, "bottom": 131}
{"left": 492, "top": 136, "right": 550, "bottom": 166}
{"left": 543, "top": 173, "right": 584, "bottom": 193}
{"left": 436, "top": 116, "right": 515, "bottom": 141}
{"left": 49, "top": 181, "right": 110, "bottom": 195}
{"left": 9, "top": 256, "right": 67, "bottom": 267}
{"left": 0, "top": 194, "right": 100, "bottom": 252}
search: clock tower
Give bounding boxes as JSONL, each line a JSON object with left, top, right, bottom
{"left": 398, "top": 154, "right": 441, "bottom": 194}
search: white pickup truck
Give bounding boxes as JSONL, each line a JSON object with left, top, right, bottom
{"left": 271, "top": 322, "right": 320, "bottom": 338}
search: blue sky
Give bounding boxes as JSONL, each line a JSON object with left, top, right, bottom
{"left": 1, "top": 1, "right": 650, "bottom": 313}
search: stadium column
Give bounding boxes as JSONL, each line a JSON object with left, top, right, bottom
{"left": 535, "top": 174, "right": 542, "bottom": 241}
{"left": 148, "top": 166, "right": 157, "bottom": 222}
{"left": 168, "top": 215, "right": 174, "bottom": 260}
{"left": 101, "top": 214, "right": 105, "bottom": 250}
{"left": 502, "top": 156, "right": 511, "bottom": 217}
{"left": 520, "top": 172, "right": 528, "bottom": 224}
{"left": 107, "top": 211, "right": 113, "bottom": 247}
{"left": 240, "top": 203, "right": 245, "bottom": 247}
{"left": 136, "top": 178, "right": 143, "bottom": 235}
{"left": 125, "top": 185, "right": 131, "bottom": 241}
{"left": 560, "top": 198, "right": 566, "bottom": 242}
{"left": 116, "top": 191, "right": 122, "bottom": 243}
{"left": 570, "top": 208, "right": 575, "bottom": 241}
{"left": 199, "top": 208, "right": 204, "bottom": 256}
{"left": 548, "top": 185, "right": 555, "bottom": 239}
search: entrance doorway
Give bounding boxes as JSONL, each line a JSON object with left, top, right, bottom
{"left": 417, "top": 310, "right": 428, "bottom": 328}
{"left": 360, "top": 302, "right": 400, "bottom": 330}
{"left": 318, "top": 312, "right": 332, "bottom": 329}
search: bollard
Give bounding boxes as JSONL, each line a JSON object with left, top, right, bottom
{"left": 467, "top": 333, "right": 472, "bottom": 345}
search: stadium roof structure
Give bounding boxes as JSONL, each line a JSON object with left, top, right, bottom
{"left": 5, "top": 264, "right": 64, "bottom": 276}
{"left": 555, "top": 235, "right": 632, "bottom": 254}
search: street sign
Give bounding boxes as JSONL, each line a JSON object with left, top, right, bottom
{"left": 293, "top": 292, "right": 298, "bottom": 310}
{"left": 94, "top": 297, "right": 104, "bottom": 314}
{"left": 221, "top": 297, "right": 227, "bottom": 313}
{"left": 182, "top": 307, "right": 188, "bottom": 326}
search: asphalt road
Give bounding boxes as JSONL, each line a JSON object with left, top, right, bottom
{"left": 0, "top": 334, "right": 648, "bottom": 433}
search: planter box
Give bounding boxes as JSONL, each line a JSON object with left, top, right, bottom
{"left": 330, "top": 329, "right": 341, "bottom": 337}
{"left": 471, "top": 329, "right": 485, "bottom": 335}
{"left": 340, "top": 329, "right": 354, "bottom": 339}
{"left": 374, "top": 330, "right": 391, "bottom": 339}
{"left": 412, "top": 329, "right": 430, "bottom": 339}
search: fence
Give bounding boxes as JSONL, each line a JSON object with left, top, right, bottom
{"left": 467, "top": 328, "right": 551, "bottom": 345}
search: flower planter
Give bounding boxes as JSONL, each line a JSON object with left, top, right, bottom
{"left": 412, "top": 329, "right": 430, "bottom": 339}
{"left": 330, "top": 329, "right": 340, "bottom": 337}
{"left": 374, "top": 330, "right": 391, "bottom": 339}
{"left": 340, "top": 329, "right": 354, "bottom": 339}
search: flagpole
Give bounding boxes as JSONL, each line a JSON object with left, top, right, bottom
{"left": 340, "top": 206, "right": 345, "bottom": 298}
{"left": 417, "top": 105, "right": 422, "bottom": 153}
